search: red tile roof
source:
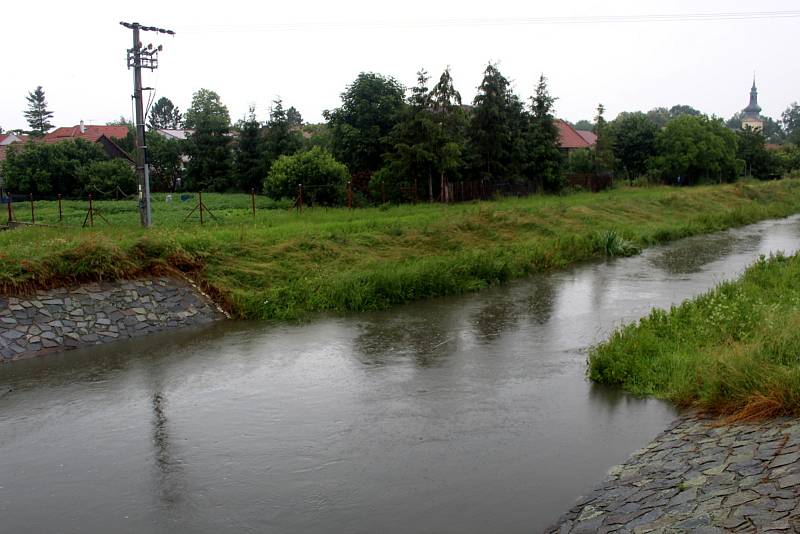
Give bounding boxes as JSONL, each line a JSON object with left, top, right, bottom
{"left": 44, "top": 125, "right": 130, "bottom": 143}
{"left": 556, "top": 120, "right": 592, "bottom": 150}
{"left": 576, "top": 130, "right": 597, "bottom": 147}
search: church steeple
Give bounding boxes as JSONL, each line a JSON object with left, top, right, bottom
{"left": 741, "top": 75, "right": 764, "bottom": 131}
{"left": 745, "top": 76, "right": 761, "bottom": 114}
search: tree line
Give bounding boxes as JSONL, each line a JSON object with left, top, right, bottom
{"left": 4, "top": 70, "right": 800, "bottom": 201}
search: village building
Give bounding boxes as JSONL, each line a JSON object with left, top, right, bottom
{"left": 741, "top": 78, "right": 764, "bottom": 131}
{"left": 43, "top": 121, "right": 134, "bottom": 163}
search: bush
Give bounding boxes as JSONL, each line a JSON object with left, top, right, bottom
{"left": 2, "top": 139, "right": 107, "bottom": 195}
{"left": 263, "top": 147, "right": 349, "bottom": 205}
{"left": 78, "top": 160, "right": 138, "bottom": 197}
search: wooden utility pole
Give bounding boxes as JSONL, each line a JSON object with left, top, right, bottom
{"left": 121, "top": 21, "right": 174, "bottom": 228}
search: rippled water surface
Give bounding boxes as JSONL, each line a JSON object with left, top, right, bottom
{"left": 2, "top": 215, "right": 799, "bottom": 533}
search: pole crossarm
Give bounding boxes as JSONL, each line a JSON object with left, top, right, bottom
{"left": 120, "top": 21, "right": 174, "bottom": 228}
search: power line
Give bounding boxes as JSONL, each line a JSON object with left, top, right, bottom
{"left": 178, "top": 10, "right": 800, "bottom": 33}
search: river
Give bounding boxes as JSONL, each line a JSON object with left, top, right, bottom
{"left": 1, "top": 215, "right": 799, "bottom": 533}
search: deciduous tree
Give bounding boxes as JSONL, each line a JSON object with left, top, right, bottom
{"left": 324, "top": 72, "right": 406, "bottom": 176}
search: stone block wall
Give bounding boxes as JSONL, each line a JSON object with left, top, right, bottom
{"left": 0, "top": 277, "right": 225, "bottom": 361}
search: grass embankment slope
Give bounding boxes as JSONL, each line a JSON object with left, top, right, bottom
{"left": 2, "top": 180, "right": 800, "bottom": 321}
{"left": 589, "top": 252, "right": 800, "bottom": 419}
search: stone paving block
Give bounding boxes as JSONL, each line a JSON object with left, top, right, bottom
{"left": 546, "top": 417, "right": 800, "bottom": 533}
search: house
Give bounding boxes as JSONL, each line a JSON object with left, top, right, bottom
{"left": 155, "top": 128, "right": 194, "bottom": 141}
{"left": 43, "top": 121, "right": 134, "bottom": 164}
{"left": 575, "top": 130, "right": 597, "bottom": 147}
{"left": 0, "top": 132, "right": 29, "bottom": 146}
{"left": 0, "top": 133, "right": 28, "bottom": 190}
{"left": 556, "top": 120, "right": 593, "bottom": 152}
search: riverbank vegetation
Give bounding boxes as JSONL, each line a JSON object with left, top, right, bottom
{"left": 589, "top": 251, "right": 800, "bottom": 419}
{"left": 2, "top": 180, "right": 800, "bottom": 320}
{"left": 6, "top": 69, "right": 800, "bottom": 203}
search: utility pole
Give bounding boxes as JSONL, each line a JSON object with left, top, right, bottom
{"left": 120, "top": 21, "right": 174, "bottom": 228}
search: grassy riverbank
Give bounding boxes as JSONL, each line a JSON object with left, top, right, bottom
{"left": 589, "top": 252, "right": 800, "bottom": 418}
{"left": 2, "top": 180, "right": 800, "bottom": 320}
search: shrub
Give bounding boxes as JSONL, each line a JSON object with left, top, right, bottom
{"left": 263, "top": 147, "right": 349, "bottom": 205}
{"left": 78, "top": 160, "right": 138, "bottom": 197}
{"left": 2, "top": 139, "right": 107, "bottom": 195}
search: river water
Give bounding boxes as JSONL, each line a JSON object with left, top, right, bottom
{"left": 2, "top": 215, "right": 800, "bottom": 534}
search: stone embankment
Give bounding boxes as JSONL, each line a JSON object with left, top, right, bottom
{"left": 547, "top": 416, "right": 800, "bottom": 533}
{"left": 0, "top": 277, "right": 225, "bottom": 361}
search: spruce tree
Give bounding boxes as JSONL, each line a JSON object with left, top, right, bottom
{"left": 184, "top": 88, "right": 233, "bottom": 191}
{"left": 234, "top": 106, "right": 265, "bottom": 192}
{"left": 263, "top": 99, "right": 302, "bottom": 175}
{"left": 378, "top": 68, "right": 468, "bottom": 202}
{"left": 523, "top": 74, "right": 564, "bottom": 192}
{"left": 24, "top": 86, "right": 54, "bottom": 136}
{"left": 286, "top": 106, "right": 303, "bottom": 128}
{"left": 468, "top": 64, "right": 524, "bottom": 180}
{"left": 148, "top": 97, "right": 183, "bottom": 130}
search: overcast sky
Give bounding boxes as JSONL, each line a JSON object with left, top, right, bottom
{"left": 2, "top": 0, "right": 798, "bottom": 131}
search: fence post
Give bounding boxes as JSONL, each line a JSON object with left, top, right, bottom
{"left": 298, "top": 184, "right": 304, "bottom": 213}
{"left": 413, "top": 180, "right": 418, "bottom": 204}
{"left": 199, "top": 191, "right": 204, "bottom": 225}
{"left": 251, "top": 188, "right": 256, "bottom": 218}
{"left": 88, "top": 194, "right": 94, "bottom": 227}
{"left": 29, "top": 193, "right": 35, "bottom": 224}
{"left": 381, "top": 182, "right": 386, "bottom": 204}
{"left": 6, "top": 192, "right": 12, "bottom": 224}
{"left": 58, "top": 194, "right": 63, "bottom": 222}
{"left": 347, "top": 181, "right": 353, "bottom": 209}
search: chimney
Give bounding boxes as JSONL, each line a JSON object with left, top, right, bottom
{"left": 80, "top": 120, "right": 85, "bottom": 134}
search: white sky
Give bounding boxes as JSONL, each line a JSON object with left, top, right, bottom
{"left": 2, "top": 0, "right": 798, "bottom": 130}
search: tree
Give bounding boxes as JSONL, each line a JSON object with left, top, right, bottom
{"left": 668, "top": 104, "right": 702, "bottom": 118}
{"left": 783, "top": 103, "right": 800, "bottom": 145}
{"left": 2, "top": 140, "right": 106, "bottom": 195}
{"left": 468, "top": 63, "right": 525, "bottom": 180}
{"left": 324, "top": 72, "right": 406, "bottom": 176}
{"left": 593, "top": 104, "right": 615, "bottom": 172}
{"left": 522, "top": 74, "right": 564, "bottom": 191}
{"left": 78, "top": 160, "right": 138, "bottom": 197}
{"left": 736, "top": 127, "right": 779, "bottom": 179}
{"left": 608, "top": 112, "right": 659, "bottom": 180}
{"left": 651, "top": 115, "right": 738, "bottom": 184}
{"left": 146, "top": 130, "right": 184, "bottom": 191}
{"left": 263, "top": 99, "right": 303, "bottom": 176}
{"left": 286, "top": 106, "right": 303, "bottom": 128}
{"left": 148, "top": 97, "right": 183, "bottom": 130}
{"left": 233, "top": 106, "right": 264, "bottom": 192}
{"left": 263, "top": 147, "right": 349, "bottom": 205}
{"left": 572, "top": 119, "right": 594, "bottom": 131}
{"left": 727, "top": 112, "right": 785, "bottom": 144}
{"left": 184, "top": 88, "right": 233, "bottom": 191}
{"left": 376, "top": 68, "right": 469, "bottom": 202}
{"left": 24, "top": 86, "right": 54, "bottom": 137}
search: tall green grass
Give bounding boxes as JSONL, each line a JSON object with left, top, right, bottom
{"left": 2, "top": 180, "right": 800, "bottom": 320}
{"left": 589, "top": 252, "right": 800, "bottom": 418}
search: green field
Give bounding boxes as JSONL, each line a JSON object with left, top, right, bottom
{"left": 589, "top": 252, "right": 800, "bottom": 419}
{"left": 2, "top": 180, "right": 800, "bottom": 321}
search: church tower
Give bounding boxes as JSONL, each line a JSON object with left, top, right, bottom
{"left": 741, "top": 78, "right": 764, "bottom": 131}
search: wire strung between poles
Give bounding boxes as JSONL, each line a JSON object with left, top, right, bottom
{"left": 83, "top": 194, "right": 111, "bottom": 228}
{"left": 183, "top": 191, "right": 218, "bottom": 225}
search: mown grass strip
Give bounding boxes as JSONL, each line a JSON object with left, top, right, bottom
{"left": 589, "top": 252, "right": 800, "bottom": 419}
{"left": 2, "top": 180, "right": 800, "bottom": 320}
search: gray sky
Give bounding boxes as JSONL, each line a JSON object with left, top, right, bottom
{"left": 2, "top": 0, "right": 798, "bottom": 130}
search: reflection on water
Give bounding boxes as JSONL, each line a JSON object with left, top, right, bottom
{"left": 1, "top": 215, "right": 800, "bottom": 534}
